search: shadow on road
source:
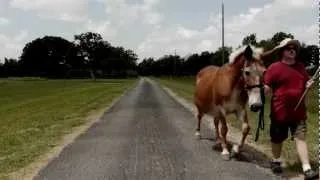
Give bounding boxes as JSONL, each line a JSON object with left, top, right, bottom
{"left": 199, "top": 135, "right": 312, "bottom": 180}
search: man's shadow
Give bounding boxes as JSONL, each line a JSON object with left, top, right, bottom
{"left": 199, "top": 136, "right": 318, "bottom": 179}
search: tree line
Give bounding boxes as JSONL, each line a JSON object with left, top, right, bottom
{"left": 138, "top": 32, "right": 319, "bottom": 76}
{"left": 0, "top": 32, "right": 138, "bottom": 79}
{"left": 0, "top": 31, "right": 318, "bottom": 79}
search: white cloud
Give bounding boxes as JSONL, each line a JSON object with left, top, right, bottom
{"left": 137, "top": 26, "right": 217, "bottom": 59}
{"left": 196, "top": 40, "right": 213, "bottom": 51}
{"left": 140, "top": 0, "right": 162, "bottom": 25}
{"left": 55, "top": 13, "right": 87, "bottom": 23}
{"left": 0, "top": 17, "right": 10, "bottom": 25}
{"left": 84, "top": 19, "right": 117, "bottom": 39}
{"left": 10, "top": 0, "right": 88, "bottom": 22}
{"left": 2, "top": 0, "right": 316, "bottom": 63}
{"left": 0, "top": 31, "right": 29, "bottom": 61}
{"left": 98, "top": 0, "right": 163, "bottom": 27}
{"left": 0, "top": 1, "right": 7, "bottom": 12}
{"left": 101, "top": 0, "right": 140, "bottom": 27}
{"left": 137, "top": 0, "right": 317, "bottom": 60}
{"left": 143, "top": 11, "right": 162, "bottom": 25}
{"left": 291, "top": 24, "right": 318, "bottom": 45}
{"left": 177, "top": 26, "right": 198, "bottom": 39}
{"left": 76, "top": 0, "right": 163, "bottom": 49}
{"left": 223, "top": 0, "right": 317, "bottom": 45}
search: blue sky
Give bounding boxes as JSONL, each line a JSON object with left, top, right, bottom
{"left": 0, "top": 0, "right": 317, "bottom": 62}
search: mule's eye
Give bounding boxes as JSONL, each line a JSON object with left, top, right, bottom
{"left": 245, "top": 71, "right": 250, "bottom": 76}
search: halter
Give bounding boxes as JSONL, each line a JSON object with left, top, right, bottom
{"left": 245, "top": 84, "right": 264, "bottom": 90}
{"left": 255, "top": 84, "right": 265, "bottom": 141}
{"left": 240, "top": 67, "right": 264, "bottom": 91}
{"left": 241, "top": 61, "right": 265, "bottom": 142}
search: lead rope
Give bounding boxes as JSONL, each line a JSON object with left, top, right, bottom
{"left": 254, "top": 85, "right": 265, "bottom": 142}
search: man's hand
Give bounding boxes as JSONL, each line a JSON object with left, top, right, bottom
{"left": 306, "top": 79, "right": 314, "bottom": 89}
{"left": 264, "top": 85, "right": 271, "bottom": 95}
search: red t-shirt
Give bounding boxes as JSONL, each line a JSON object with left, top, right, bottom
{"left": 263, "top": 61, "right": 309, "bottom": 122}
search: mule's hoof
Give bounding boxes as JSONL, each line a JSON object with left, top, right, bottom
{"left": 212, "top": 143, "right": 221, "bottom": 151}
{"left": 214, "top": 140, "right": 221, "bottom": 146}
{"left": 195, "top": 132, "right": 201, "bottom": 139}
{"left": 230, "top": 149, "right": 238, "bottom": 160}
{"left": 221, "top": 153, "right": 230, "bottom": 161}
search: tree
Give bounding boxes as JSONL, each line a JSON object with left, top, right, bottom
{"left": 270, "top": 32, "right": 294, "bottom": 45}
{"left": 138, "top": 58, "right": 155, "bottom": 76}
{"left": 74, "top": 32, "right": 105, "bottom": 80}
{"left": 242, "top": 33, "right": 258, "bottom": 46}
{"left": 297, "top": 45, "right": 319, "bottom": 71}
{"left": 182, "top": 53, "right": 201, "bottom": 75}
{"left": 213, "top": 46, "right": 232, "bottom": 66}
{"left": 0, "top": 62, "right": 4, "bottom": 77}
{"left": 19, "top": 36, "right": 76, "bottom": 78}
{"left": 1, "top": 58, "right": 20, "bottom": 77}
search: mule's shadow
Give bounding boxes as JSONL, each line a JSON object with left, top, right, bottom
{"left": 199, "top": 136, "right": 253, "bottom": 163}
{"left": 198, "top": 135, "right": 315, "bottom": 179}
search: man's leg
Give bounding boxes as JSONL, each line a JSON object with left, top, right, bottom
{"left": 271, "top": 142, "right": 282, "bottom": 161}
{"left": 291, "top": 121, "right": 318, "bottom": 179}
{"left": 269, "top": 120, "right": 288, "bottom": 174}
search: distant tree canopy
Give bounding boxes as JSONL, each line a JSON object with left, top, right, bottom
{"left": 138, "top": 31, "right": 318, "bottom": 77}
{"left": 0, "top": 31, "right": 318, "bottom": 78}
{"left": 19, "top": 36, "right": 76, "bottom": 78}
{"left": 0, "top": 32, "right": 138, "bottom": 78}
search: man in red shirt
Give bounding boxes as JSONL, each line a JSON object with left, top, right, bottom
{"left": 263, "top": 38, "right": 318, "bottom": 179}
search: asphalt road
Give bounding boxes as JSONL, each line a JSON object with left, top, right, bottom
{"left": 34, "top": 78, "right": 280, "bottom": 180}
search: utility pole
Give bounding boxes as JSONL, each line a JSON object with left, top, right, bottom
{"left": 221, "top": 0, "right": 225, "bottom": 65}
{"left": 174, "top": 49, "right": 176, "bottom": 77}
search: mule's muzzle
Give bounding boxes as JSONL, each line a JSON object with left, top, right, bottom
{"left": 250, "top": 103, "right": 262, "bottom": 112}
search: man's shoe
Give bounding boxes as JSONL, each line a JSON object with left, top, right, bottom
{"left": 304, "top": 169, "right": 318, "bottom": 180}
{"left": 270, "top": 161, "right": 283, "bottom": 174}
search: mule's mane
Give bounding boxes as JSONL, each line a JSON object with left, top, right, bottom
{"left": 228, "top": 45, "right": 264, "bottom": 64}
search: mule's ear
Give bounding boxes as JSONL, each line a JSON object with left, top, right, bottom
{"left": 244, "top": 45, "right": 253, "bottom": 60}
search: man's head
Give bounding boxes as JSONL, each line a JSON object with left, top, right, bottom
{"left": 279, "top": 44, "right": 298, "bottom": 60}
{"left": 278, "top": 38, "right": 300, "bottom": 60}
{"left": 261, "top": 38, "right": 301, "bottom": 62}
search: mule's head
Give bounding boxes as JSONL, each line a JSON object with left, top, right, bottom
{"left": 234, "top": 45, "right": 266, "bottom": 112}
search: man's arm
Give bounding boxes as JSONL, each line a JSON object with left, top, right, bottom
{"left": 263, "top": 64, "right": 276, "bottom": 95}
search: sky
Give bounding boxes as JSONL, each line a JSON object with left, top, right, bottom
{"left": 0, "top": 0, "right": 318, "bottom": 63}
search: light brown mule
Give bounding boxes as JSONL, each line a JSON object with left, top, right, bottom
{"left": 194, "top": 45, "right": 266, "bottom": 160}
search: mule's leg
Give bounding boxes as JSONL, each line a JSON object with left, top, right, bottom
{"left": 213, "top": 117, "right": 221, "bottom": 143}
{"left": 220, "top": 116, "right": 230, "bottom": 160}
{"left": 195, "top": 112, "right": 203, "bottom": 139}
{"left": 231, "top": 109, "right": 250, "bottom": 158}
{"left": 239, "top": 110, "right": 250, "bottom": 148}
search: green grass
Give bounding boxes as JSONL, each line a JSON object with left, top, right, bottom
{"left": 0, "top": 78, "right": 137, "bottom": 179}
{"left": 153, "top": 76, "right": 318, "bottom": 171}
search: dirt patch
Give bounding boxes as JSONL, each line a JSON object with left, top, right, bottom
{"left": 8, "top": 82, "right": 137, "bottom": 180}
{"left": 154, "top": 79, "right": 306, "bottom": 180}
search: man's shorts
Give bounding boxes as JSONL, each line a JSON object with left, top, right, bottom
{"left": 270, "top": 119, "right": 307, "bottom": 143}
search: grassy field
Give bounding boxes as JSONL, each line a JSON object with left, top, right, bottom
{"left": 153, "top": 76, "right": 318, "bottom": 171}
{"left": 0, "top": 78, "right": 137, "bottom": 179}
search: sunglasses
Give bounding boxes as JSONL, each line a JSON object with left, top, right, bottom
{"left": 284, "top": 46, "right": 296, "bottom": 51}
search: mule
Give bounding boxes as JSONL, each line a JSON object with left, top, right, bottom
{"left": 193, "top": 45, "right": 266, "bottom": 160}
